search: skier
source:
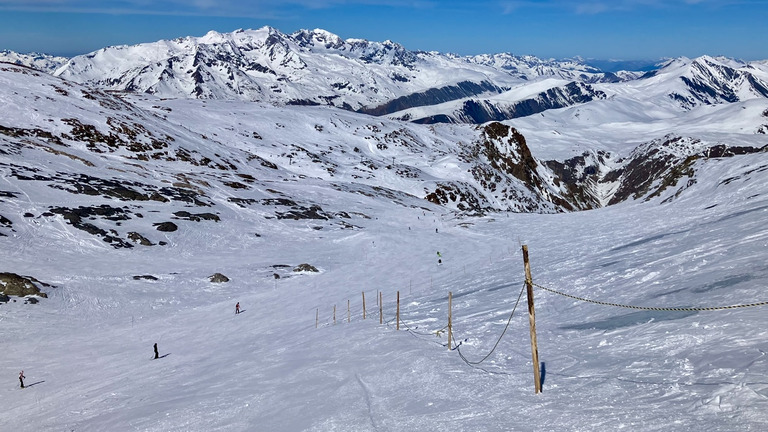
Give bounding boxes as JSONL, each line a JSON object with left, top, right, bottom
{"left": 19, "top": 371, "right": 25, "bottom": 388}
{"left": 437, "top": 251, "right": 443, "bottom": 265}
{"left": 235, "top": 302, "right": 240, "bottom": 314}
{"left": 153, "top": 343, "right": 159, "bottom": 359}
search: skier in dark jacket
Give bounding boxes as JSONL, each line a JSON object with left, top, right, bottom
{"left": 19, "top": 370, "right": 25, "bottom": 388}
{"left": 153, "top": 343, "right": 159, "bottom": 359}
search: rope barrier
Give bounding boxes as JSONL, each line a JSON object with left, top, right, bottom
{"left": 316, "top": 244, "right": 768, "bottom": 387}
{"left": 454, "top": 282, "right": 526, "bottom": 367}
{"left": 532, "top": 282, "right": 768, "bottom": 311}
{"left": 324, "top": 284, "right": 528, "bottom": 374}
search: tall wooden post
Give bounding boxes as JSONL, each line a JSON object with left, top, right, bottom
{"left": 448, "top": 291, "right": 453, "bottom": 350}
{"left": 522, "top": 245, "right": 542, "bottom": 394}
{"left": 379, "top": 292, "right": 383, "bottom": 324}
{"left": 362, "top": 292, "right": 366, "bottom": 320}
{"left": 396, "top": 291, "right": 400, "bottom": 330}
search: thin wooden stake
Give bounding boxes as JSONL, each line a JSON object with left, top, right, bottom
{"left": 522, "top": 245, "right": 542, "bottom": 394}
{"left": 333, "top": 305, "right": 336, "bottom": 325}
{"left": 379, "top": 292, "right": 383, "bottom": 325}
{"left": 362, "top": 292, "right": 366, "bottom": 320}
{"left": 448, "top": 291, "right": 453, "bottom": 350}
{"left": 396, "top": 291, "right": 400, "bottom": 330}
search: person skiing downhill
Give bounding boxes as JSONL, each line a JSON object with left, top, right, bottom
{"left": 153, "top": 343, "right": 159, "bottom": 359}
{"left": 235, "top": 302, "right": 240, "bottom": 314}
{"left": 19, "top": 371, "right": 25, "bottom": 388}
{"left": 437, "top": 251, "right": 443, "bottom": 265}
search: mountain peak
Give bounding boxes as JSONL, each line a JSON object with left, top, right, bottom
{"left": 292, "top": 28, "right": 345, "bottom": 49}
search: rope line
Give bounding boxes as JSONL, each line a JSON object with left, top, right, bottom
{"left": 532, "top": 282, "right": 768, "bottom": 311}
{"left": 454, "top": 282, "right": 526, "bottom": 367}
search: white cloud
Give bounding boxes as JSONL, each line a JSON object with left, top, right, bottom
{"left": 0, "top": 0, "right": 747, "bottom": 16}
{"left": 494, "top": 0, "right": 747, "bottom": 15}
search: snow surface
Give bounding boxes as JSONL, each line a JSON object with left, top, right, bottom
{"left": 1, "top": 59, "right": 768, "bottom": 431}
{"left": 3, "top": 151, "right": 768, "bottom": 431}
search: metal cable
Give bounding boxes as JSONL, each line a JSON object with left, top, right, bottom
{"left": 533, "top": 282, "right": 768, "bottom": 311}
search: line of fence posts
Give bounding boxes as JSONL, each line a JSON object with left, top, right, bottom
{"left": 315, "top": 244, "right": 541, "bottom": 394}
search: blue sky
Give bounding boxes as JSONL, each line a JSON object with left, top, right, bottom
{"left": 0, "top": 0, "right": 766, "bottom": 60}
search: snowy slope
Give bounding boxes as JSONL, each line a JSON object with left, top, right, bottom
{"left": 1, "top": 52, "right": 768, "bottom": 432}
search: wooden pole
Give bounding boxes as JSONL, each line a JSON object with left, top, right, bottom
{"left": 362, "top": 292, "right": 366, "bottom": 320}
{"left": 522, "top": 245, "right": 542, "bottom": 394}
{"left": 379, "top": 292, "right": 383, "bottom": 325}
{"left": 448, "top": 291, "right": 453, "bottom": 350}
{"left": 333, "top": 305, "right": 336, "bottom": 325}
{"left": 397, "top": 291, "right": 400, "bottom": 330}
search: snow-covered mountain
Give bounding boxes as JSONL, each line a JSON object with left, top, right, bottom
{"left": 388, "top": 55, "right": 768, "bottom": 124}
{"left": 52, "top": 27, "right": 519, "bottom": 111}
{"left": 645, "top": 56, "right": 768, "bottom": 109}
{"left": 462, "top": 53, "right": 635, "bottom": 83}
{"left": 0, "top": 50, "right": 68, "bottom": 74}
{"left": 390, "top": 80, "right": 608, "bottom": 124}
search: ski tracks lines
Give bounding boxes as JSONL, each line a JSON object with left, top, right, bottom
{"left": 355, "top": 373, "right": 380, "bottom": 432}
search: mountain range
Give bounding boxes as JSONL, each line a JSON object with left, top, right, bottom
{"left": 5, "top": 27, "right": 768, "bottom": 125}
